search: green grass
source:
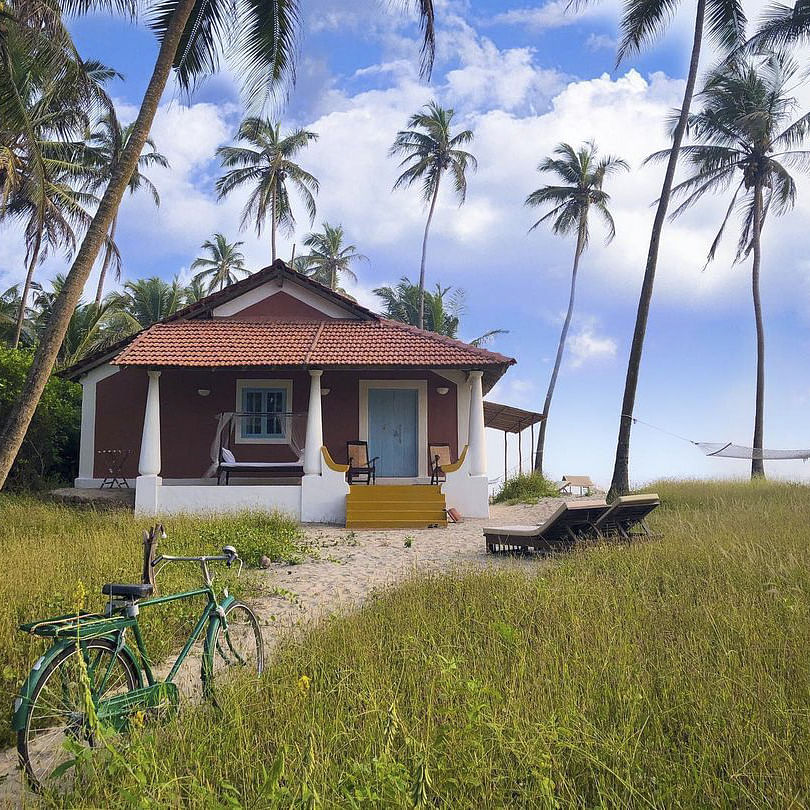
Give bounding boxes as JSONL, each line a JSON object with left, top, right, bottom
{"left": 34, "top": 480, "right": 810, "bottom": 808}
{"left": 492, "top": 470, "right": 560, "bottom": 503}
{"left": 0, "top": 496, "right": 304, "bottom": 747}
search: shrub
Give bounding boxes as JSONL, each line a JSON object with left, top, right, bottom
{"left": 492, "top": 470, "right": 559, "bottom": 503}
{"left": 0, "top": 347, "right": 81, "bottom": 491}
{"left": 195, "top": 511, "right": 306, "bottom": 567}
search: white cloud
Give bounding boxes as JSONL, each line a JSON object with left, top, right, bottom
{"left": 568, "top": 321, "right": 618, "bottom": 367}
{"left": 586, "top": 33, "right": 617, "bottom": 52}
{"left": 488, "top": 1, "right": 584, "bottom": 30}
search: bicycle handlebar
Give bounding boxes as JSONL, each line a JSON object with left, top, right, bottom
{"left": 152, "top": 546, "right": 242, "bottom": 585}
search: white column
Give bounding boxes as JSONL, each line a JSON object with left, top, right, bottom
{"left": 303, "top": 369, "right": 323, "bottom": 475}
{"left": 468, "top": 370, "right": 487, "bottom": 476}
{"left": 138, "top": 370, "right": 162, "bottom": 476}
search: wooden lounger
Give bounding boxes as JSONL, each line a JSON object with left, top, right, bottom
{"left": 483, "top": 500, "right": 609, "bottom": 553}
{"left": 592, "top": 493, "right": 660, "bottom": 541}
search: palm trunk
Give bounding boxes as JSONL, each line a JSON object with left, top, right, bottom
{"left": 94, "top": 215, "right": 118, "bottom": 304}
{"left": 12, "top": 231, "right": 41, "bottom": 349}
{"left": 0, "top": 0, "right": 199, "bottom": 489}
{"left": 608, "top": 0, "right": 706, "bottom": 500}
{"left": 534, "top": 219, "right": 586, "bottom": 476}
{"left": 751, "top": 180, "right": 765, "bottom": 479}
{"left": 271, "top": 187, "right": 277, "bottom": 262}
{"left": 418, "top": 176, "right": 441, "bottom": 330}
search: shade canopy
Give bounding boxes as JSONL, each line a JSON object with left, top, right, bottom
{"left": 483, "top": 401, "right": 543, "bottom": 433}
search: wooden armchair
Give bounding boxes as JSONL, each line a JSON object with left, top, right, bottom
{"left": 347, "top": 441, "right": 378, "bottom": 485}
{"left": 429, "top": 443, "right": 453, "bottom": 485}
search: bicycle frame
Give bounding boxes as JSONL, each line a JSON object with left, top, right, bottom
{"left": 12, "top": 565, "right": 238, "bottom": 733}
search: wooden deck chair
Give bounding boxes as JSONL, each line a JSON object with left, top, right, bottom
{"left": 429, "top": 443, "right": 453, "bottom": 485}
{"left": 558, "top": 475, "right": 595, "bottom": 495}
{"left": 347, "top": 441, "right": 378, "bottom": 485}
{"left": 483, "top": 500, "right": 609, "bottom": 554}
{"left": 592, "top": 494, "right": 660, "bottom": 542}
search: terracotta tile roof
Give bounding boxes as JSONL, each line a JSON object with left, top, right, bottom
{"left": 113, "top": 319, "right": 514, "bottom": 370}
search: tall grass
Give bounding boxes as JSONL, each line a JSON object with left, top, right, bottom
{"left": 44, "top": 480, "right": 810, "bottom": 808}
{"left": 492, "top": 470, "right": 560, "bottom": 503}
{"left": 0, "top": 496, "right": 304, "bottom": 746}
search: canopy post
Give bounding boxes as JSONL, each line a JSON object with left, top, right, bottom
{"left": 530, "top": 423, "right": 535, "bottom": 472}
{"left": 503, "top": 431, "right": 507, "bottom": 482}
{"left": 518, "top": 423, "right": 522, "bottom": 475}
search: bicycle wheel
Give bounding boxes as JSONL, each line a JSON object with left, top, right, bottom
{"left": 18, "top": 638, "right": 139, "bottom": 792}
{"left": 204, "top": 601, "right": 264, "bottom": 694}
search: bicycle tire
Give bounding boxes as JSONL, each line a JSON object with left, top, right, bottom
{"left": 202, "top": 601, "right": 264, "bottom": 696}
{"left": 17, "top": 638, "right": 139, "bottom": 792}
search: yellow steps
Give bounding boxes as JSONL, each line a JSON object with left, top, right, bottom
{"left": 346, "top": 485, "right": 447, "bottom": 529}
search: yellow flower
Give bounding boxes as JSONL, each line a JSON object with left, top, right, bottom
{"left": 297, "top": 674, "right": 311, "bottom": 694}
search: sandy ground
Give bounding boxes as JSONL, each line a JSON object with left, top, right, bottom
{"left": 0, "top": 496, "right": 593, "bottom": 805}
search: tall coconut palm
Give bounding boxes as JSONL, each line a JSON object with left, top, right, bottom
{"left": 651, "top": 54, "right": 809, "bottom": 479}
{"left": 604, "top": 0, "right": 747, "bottom": 499}
{"left": 1, "top": 27, "right": 117, "bottom": 349}
{"left": 83, "top": 113, "right": 169, "bottom": 303}
{"left": 374, "top": 277, "right": 506, "bottom": 346}
{"left": 216, "top": 119, "right": 319, "bottom": 261}
{"left": 294, "top": 222, "right": 367, "bottom": 291}
{"left": 526, "top": 142, "right": 628, "bottom": 476}
{"left": 0, "top": 0, "right": 436, "bottom": 489}
{"left": 191, "top": 233, "right": 248, "bottom": 292}
{"left": 389, "top": 101, "right": 477, "bottom": 330}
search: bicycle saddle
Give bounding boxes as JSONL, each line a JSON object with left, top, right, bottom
{"left": 102, "top": 583, "right": 154, "bottom": 600}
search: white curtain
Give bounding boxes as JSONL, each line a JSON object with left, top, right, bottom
{"left": 204, "top": 412, "right": 308, "bottom": 477}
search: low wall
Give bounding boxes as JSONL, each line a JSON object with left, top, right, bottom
{"left": 136, "top": 478, "right": 302, "bottom": 519}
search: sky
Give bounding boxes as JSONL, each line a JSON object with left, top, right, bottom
{"left": 2, "top": 0, "right": 810, "bottom": 489}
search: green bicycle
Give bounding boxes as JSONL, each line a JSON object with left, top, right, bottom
{"left": 12, "top": 525, "right": 264, "bottom": 791}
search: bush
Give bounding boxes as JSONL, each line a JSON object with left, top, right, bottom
{"left": 492, "top": 470, "right": 559, "bottom": 503}
{"left": 195, "top": 511, "right": 306, "bottom": 567}
{"left": 0, "top": 347, "right": 81, "bottom": 491}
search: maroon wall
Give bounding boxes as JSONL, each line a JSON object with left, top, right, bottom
{"left": 222, "top": 291, "right": 331, "bottom": 321}
{"left": 94, "top": 366, "right": 459, "bottom": 478}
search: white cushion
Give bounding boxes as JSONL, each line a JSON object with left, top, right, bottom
{"left": 220, "top": 448, "right": 236, "bottom": 464}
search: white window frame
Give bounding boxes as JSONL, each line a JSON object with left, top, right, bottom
{"left": 359, "top": 380, "right": 428, "bottom": 478}
{"left": 235, "top": 379, "right": 293, "bottom": 445}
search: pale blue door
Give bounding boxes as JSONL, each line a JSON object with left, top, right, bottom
{"left": 368, "top": 388, "right": 418, "bottom": 477}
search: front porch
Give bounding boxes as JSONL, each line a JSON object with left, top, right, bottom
{"left": 86, "top": 365, "right": 490, "bottom": 524}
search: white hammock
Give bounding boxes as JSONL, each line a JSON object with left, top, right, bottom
{"left": 695, "top": 442, "right": 810, "bottom": 461}
{"left": 628, "top": 417, "right": 810, "bottom": 461}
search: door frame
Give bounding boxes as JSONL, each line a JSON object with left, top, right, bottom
{"left": 359, "top": 379, "right": 428, "bottom": 479}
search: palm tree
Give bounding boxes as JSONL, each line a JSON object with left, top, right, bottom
{"left": 106, "top": 277, "right": 184, "bottom": 331}
{"left": 390, "top": 101, "right": 477, "bottom": 329}
{"left": 651, "top": 54, "right": 809, "bottom": 479}
{"left": 216, "top": 119, "right": 319, "bottom": 261}
{"left": 83, "top": 112, "right": 169, "bottom": 303}
{"left": 191, "top": 234, "right": 248, "bottom": 292}
{"left": 747, "top": 3, "right": 810, "bottom": 51}
{"left": 182, "top": 275, "right": 209, "bottom": 306}
{"left": 526, "top": 142, "right": 628, "bottom": 476}
{"left": 294, "top": 222, "right": 367, "bottom": 291}
{"left": 30, "top": 275, "right": 134, "bottom": 367}
{"left": 0, "top": 0, "right": 436, "bottom": 489}
{"left": 374, "top": 277, "right": 506, "bottom": 346}
{"left": 605, "top": 0, "right": 747, "bottom": 499}
{"left": 1, "top": 29, "right": 117, "bottom": 349}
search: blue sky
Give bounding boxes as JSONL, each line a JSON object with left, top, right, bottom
{"left": 3, "top": 0, "right": 810, "bottom": 488}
